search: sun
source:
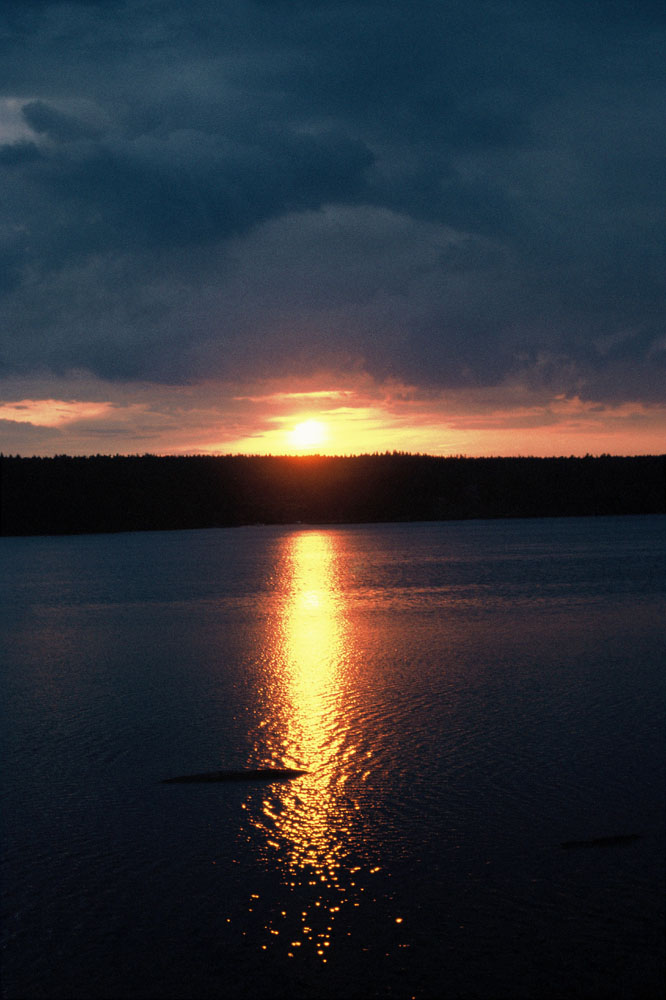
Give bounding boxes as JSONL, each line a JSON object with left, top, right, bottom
{"left": 289, "top": 418, "right": 327, "bottom": 450}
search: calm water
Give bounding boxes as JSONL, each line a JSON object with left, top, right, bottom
{"left": 2, "top": 517, "right": 665, "bottom": 999}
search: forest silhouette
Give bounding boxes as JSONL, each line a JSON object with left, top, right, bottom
{"left": 1, "top": 453, "right": 664, "bottom": 536}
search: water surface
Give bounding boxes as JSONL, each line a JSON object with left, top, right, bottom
{"left": 2, "top": 517, "right": 665, "bottom": 998}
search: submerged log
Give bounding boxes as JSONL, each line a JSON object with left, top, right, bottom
{"left": 161, "top": 768, "right": 307, "bottom": 784}
{"left": 560, "top": 833, "right": 641, "bottom": 849}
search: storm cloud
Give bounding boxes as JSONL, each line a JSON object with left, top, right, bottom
{"left": 1, "top": 0, "right": 664, "bottom": 407}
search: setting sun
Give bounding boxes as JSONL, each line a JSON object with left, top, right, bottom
{"left": 289, "top": 418, "right": 327, "bottom": 450}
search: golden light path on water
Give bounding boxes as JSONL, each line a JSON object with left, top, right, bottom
{"left": 242, "top": 531, "right": 387, "bottom": 965}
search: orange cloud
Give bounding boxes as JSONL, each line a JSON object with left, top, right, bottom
{"left": 0, "top": 399, "right": 114, "bottom": 427}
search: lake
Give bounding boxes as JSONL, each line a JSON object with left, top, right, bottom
{"left": 2, "top": 516, "right": 664, "bottom": 999}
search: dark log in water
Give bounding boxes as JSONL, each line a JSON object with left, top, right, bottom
{"left": 161, "top": 768, "right": 307, "bottom": 784}
{"left": 560, "top": 834, "right": 641, "bottom": 849}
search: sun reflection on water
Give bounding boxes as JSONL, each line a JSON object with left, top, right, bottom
{"left": 243, "top": 530, "right": 378, "bottom": 963}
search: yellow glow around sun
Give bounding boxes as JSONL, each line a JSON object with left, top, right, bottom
{"left": 289, "top": 418, "right": 327, "bottom": 450}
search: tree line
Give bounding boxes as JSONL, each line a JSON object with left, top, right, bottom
{"left": 1, "top": 453, "right": 664, "bottom": 536}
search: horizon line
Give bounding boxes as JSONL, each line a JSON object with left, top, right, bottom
{"left": 2, "top": 451, "right": 664, "bottom": 461}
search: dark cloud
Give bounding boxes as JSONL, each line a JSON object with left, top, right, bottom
{"left": 0, "top": 0, "right": 663, "bottom": 402}
{"left": 6, "top": 116, "right": 372, "bottom": 259}
{"left": 22, "top": 100, "right": 104, "bottom": 142}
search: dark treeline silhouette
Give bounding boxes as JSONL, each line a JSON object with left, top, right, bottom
{"left": 1, "top": 453, "right": 664, "bottom": 536}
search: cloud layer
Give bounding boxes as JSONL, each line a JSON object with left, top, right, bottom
{"left": 1, "top": 0, "right": 664, "bottom": 427}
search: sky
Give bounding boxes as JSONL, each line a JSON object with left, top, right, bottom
{"left": 0, "top": 0, "right": 664, "bottom": 457}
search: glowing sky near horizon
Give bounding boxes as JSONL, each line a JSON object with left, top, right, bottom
{"left": 1, "top": 379, "right": 664, "bottom": 458}
{"left": 0, "top": 0, "right": 664, "bottom": 457}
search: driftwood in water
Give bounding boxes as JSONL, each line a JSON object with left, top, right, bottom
{"left": 560, "top": 833, "right": 641, "bottom": 849}
{"left": 161, "top": 768, "right": 307, "bottom": 784}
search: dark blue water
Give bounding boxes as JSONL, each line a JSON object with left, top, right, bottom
{"left": 2, "top": 517, "right": 665, "bottom": 999}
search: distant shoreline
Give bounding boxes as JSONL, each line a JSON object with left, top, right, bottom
{"left": 1, "top": 453, "right": 665, "bottom": 537}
